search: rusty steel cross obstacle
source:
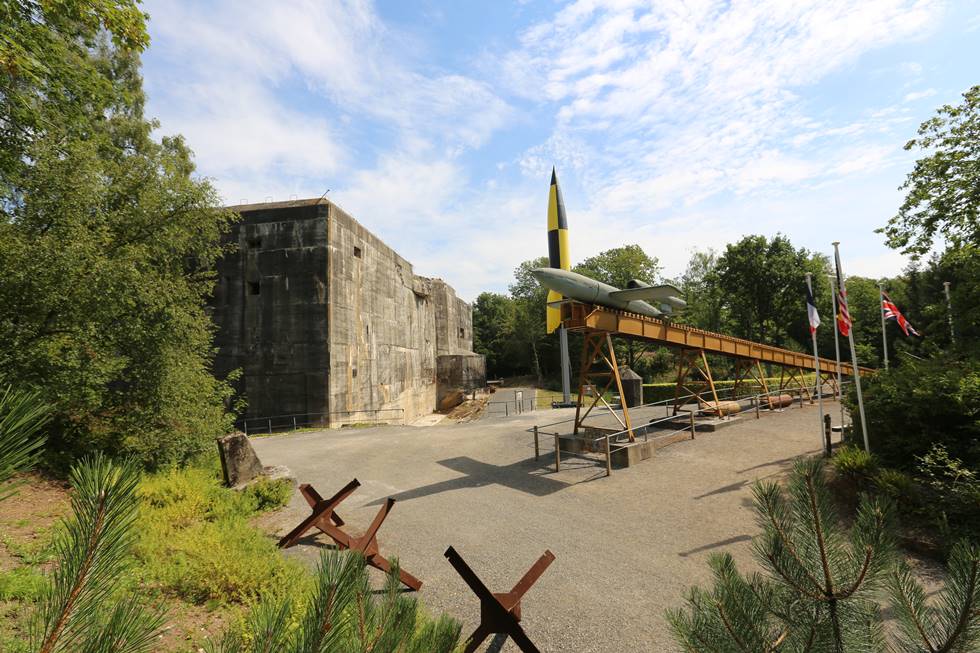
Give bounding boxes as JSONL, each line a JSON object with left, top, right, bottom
{"left": 445, "top": 546, "right": 555, "bottom": 653}
{"left": 278, "top": 478, "right": 422, "bottom": 591}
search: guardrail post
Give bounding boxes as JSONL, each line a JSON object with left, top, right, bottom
{"left": 243, "top": 422, "right": 248, "bottom": 436}
{"left": 268, "top": 418, "right": 272, "bottom": 434}
{"left": 689, "top": 410, "right": 696, "bottom": 439}
{"left": 554, "top": 433, "right": 560, "bottom": 472}
{"left": 292, "top": 416, "right": 297, "bottom": 431}
{"left": 534, "top": 426, "right": 540, "bottom": 461}
{"left": 605, "top": 435, "right": 612, "bottom": 477}
{"left": 755, "top": 397, "right": 760, "bottom": 419}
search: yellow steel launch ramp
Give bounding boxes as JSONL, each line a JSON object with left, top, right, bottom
{"left": 561, "top": 302, "right": 874, "bottom": 443}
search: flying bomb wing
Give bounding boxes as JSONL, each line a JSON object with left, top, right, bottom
{"left": 608, "top": 284, "right": 686, "bottom": 306}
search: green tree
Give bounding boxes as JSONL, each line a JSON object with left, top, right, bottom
{"left": 679, "top": 248, "right": 727, "bottom": 333}
{"left": 0, "top": 0, "right": 238, "bottom": 468}
{"left": 210, "top": 552, "right": 461, "bottom": 653}
{"left": 472, "top": 292, "right": 517, "bottom": 378}
{"left": 574, "top": 244, "right": 660, "bottom": 287}
{"left": 880, "top": 86, "right": 980, "bottom": 258}
{"left": 668, "top": 458, "right": 980, "bottom": 653}
{"left": 715, "top": 235, "right": 828, "bottom": 349}
{"left": 509, "top": 257, "right": 555, "bottom": 383}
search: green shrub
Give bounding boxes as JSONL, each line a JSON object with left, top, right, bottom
{"left": 873, "top": 467, "right": 914, "bottom": 500}
{"left": 846, "top": 355, "right": 980, "bottom": 470}
{"left": 832, "top": 444, "right": 878, "bottom": 481}
{"left": 136, "top": 465, "right": 304, "bottom": 604}
{"left": 241, "top": 477, "right": 292, "bottom": 513}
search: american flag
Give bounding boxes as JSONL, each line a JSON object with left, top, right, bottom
{"left": 832, "top": 247, "right": 853, "bottom": 337}
{"left": 882, "top": 291, "right": 920, "bottom": 337}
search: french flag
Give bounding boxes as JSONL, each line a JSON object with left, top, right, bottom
{"left": 806, "top": 284, "right": 821, "bottom": 334}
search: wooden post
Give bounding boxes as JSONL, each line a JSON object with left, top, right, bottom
{"left": 268, "top": 418, "right": 272, "bottom": 434}
{"left": 554, "top": 433, "right": 560, "bottom": 472}
{"left": 293, "top": 416, "right": 297, "bottom": 431}
{"left": 689, "top": 410, "right": 696, "bottom": 439}
{"left": 533, "top": 426, "right": 539, "bottom": 461}
{"left": 755, "top": 397, "right": 760, "bottom": 419}
{"left": 824, "top": 414, "right": 832, "bottom": 458}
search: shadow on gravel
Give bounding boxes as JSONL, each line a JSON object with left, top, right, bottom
{"left": 367, "top": 455, "right": 593, "bottom": 505}
{"left": 677, "top": 535, "right": 753, "bottom": 557}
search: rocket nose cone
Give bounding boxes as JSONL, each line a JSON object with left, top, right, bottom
{"left": 530, "top": 268, "right": 548, "bottom": 280}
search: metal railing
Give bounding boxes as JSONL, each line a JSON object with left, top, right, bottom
{"left": 239, "top": 408, "right": 405, "bottom": 435}
{"left": 529, "top": 379, "right": 851, "bottom": 477}
{"left": 485, "top": 395, "right": 537, "bottom": 417}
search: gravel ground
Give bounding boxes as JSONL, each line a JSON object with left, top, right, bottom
{"left": 252, "top": 401, "right": 842, "bottom": 652}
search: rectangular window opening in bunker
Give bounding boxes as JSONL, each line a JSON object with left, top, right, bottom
{"left": 459, "top": 327, "right": 465, "bottom": 338}
{"left": 247, "top": 237, "right": 262, "bottom": 249}
{"left": 248, "top": 281, "right": 260, "bottom": 295}
{"left": 353, "top": 245, "right": 362, "bottom": 258}
{"left": 352, "top": 368, "right": 358, "bottom": 378}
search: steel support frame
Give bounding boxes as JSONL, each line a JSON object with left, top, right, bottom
{"left": 730, "top": 358, "right": 770, "bottom": 400}
{"left": 778, "top": 365, "right": 812, "bottom": 402}
{"left": 672, "top": 348, "right": 721, "bottom": 416}
{"left": 573, "top": 331, "right": 635, "bottom": 442}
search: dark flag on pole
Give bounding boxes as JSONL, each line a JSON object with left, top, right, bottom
{"left": 806, "top": 284, "right": 821, "bottom": 334}
{"left": 882, "top": 291, "right": 921, "bottom": 337}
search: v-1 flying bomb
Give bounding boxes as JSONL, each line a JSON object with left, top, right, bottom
{"left": 530, "top": 268, "right": 686, "bottom": 319}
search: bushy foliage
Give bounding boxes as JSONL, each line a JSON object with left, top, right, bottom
{"left": 210, "top": 551, "right": 462, "bottom": 653}
{"left": 136, "top": 465, "right": 302, "bottom": 604}
{"left": 846, "top": 355, "right": 980, "bottom": 471}
{"left": 880, "top": 85, "right": 980, "bottom": 258}
{"left": 1, "top": 0, "right": 239, "bottom": 470}
{"left": 832, "top": 444, "right": 878, "bottom": 482}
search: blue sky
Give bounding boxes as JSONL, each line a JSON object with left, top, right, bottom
{"left": 141, "top": 0, "right": 980, "bottom": 300}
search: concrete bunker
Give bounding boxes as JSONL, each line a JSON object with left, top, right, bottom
{"left": 211, "top": 198, "right": 485, "bottom": 429}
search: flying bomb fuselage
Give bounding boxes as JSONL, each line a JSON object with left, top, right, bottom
{"left": 530, "top": 268, "right": 686, "bottom": 319}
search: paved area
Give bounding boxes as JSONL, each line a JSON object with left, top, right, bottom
{"left": 252, "top": 400, "right": 842, "bottom": 652}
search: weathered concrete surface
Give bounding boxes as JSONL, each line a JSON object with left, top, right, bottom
{"left": 212, "top": 199, "right": 482, "bottom": 427}
{"left": 213, "top": 200, "right": 330, "bottom": 422}
{"left": 252, "top": 400, "right": 845, "bottom": 652}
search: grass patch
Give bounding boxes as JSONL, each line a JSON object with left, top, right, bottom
{"left": 0, "top": 566, "right": 46, "bottom": 601}
{"left": 135, "top": 464, "right": 304, "bottom": 605}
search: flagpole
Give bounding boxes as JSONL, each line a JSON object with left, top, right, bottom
{"left": 943, "top": 281, "right": 956, "bottom": 345}
{"left": 806, "top": 273, "right": 825, "bottom": 452}
{"left": 833, "top": 242, "right": 870, "bottom": 453}
{"left": 879, "top": 282, "right": 889, "bottom": 370}
{"left": 828, "top": 274, "right": 846, "bottom": 430}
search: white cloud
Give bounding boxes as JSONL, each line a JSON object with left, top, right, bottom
{"left": 903, "top": 88, "right": 938, "bottom": 101}
{"left": 144, "top": 0, "right": 511, "bottom": 204}
{"left": 505, "top": 0, "right": 945, "bottom": 215}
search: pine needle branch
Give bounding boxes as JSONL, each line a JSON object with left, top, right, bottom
{"left": 30, "top": 453, "right": 165, "bottom": 653}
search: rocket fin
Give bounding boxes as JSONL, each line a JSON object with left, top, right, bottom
{"left": 608, "top": 284, "right": 684, "bottom": 303}
{"left": 546, "top": 290, "right": 562, "bottom": 333}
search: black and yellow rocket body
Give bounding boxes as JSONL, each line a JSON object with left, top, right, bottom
{"left": 546, "top": 168, "right": 570, "bottom": 334}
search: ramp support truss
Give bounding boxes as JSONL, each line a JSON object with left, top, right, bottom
{"left": 573, "top": 332, "right": 635, "bottom": 443}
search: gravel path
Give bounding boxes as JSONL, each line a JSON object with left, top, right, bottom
{"left": 252, "top": 401, "right": 841, "bottom": 652}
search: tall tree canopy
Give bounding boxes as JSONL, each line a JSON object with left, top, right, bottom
{"left": 574, "top": 244, "right": 660, "bottom": 287}
{"left": 714, "top": 234, "right": 828, "bottom": 349}
{"left": 0, "top": 0, "right": 237, "bottom": 468}
{"left": 880, "top": 85, "right": 980, "bottom": 258}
